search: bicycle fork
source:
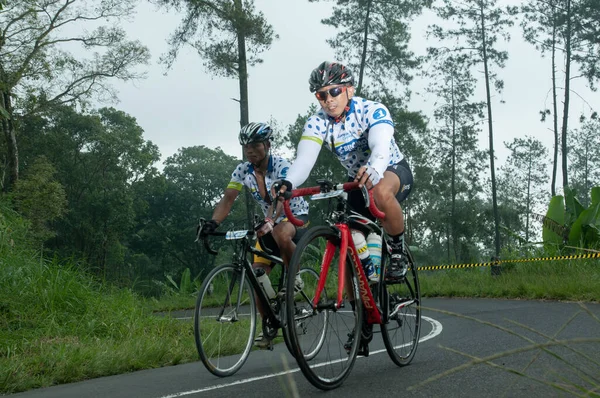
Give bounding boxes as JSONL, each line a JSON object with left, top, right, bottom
{"left": 312, "top": 224, "right": 382, "bottom": 325}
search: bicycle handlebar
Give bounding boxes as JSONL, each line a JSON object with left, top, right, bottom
{"left": 283, "top": 181, "right": 385, "bottom": 226}
{"left": 195, "top": 222, "right": 226, "bottom": 255}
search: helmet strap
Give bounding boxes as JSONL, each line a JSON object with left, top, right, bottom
{"left": 333, "top": 104, "right": 350, "bottom": 123}
{"left": 332, "top": 91, "right": 352, "bottom": 123}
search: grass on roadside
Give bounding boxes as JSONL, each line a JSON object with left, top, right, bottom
{"left": 418, "top": 258, "right": 600, "bottom": 301}
{"left": 0, "top": 246, "right": 198, "bottom": 395}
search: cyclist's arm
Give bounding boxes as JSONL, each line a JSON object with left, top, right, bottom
{"left": 286, "top": 138, "right": 322, "bottom": 188}
{"left": 211, "top": 188, "right": 239, "bottom": 224}
{"left": 366, "top": 122, "right": 394, "bottom": 178}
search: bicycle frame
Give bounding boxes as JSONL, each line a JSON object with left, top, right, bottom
{"left": 201, "top": 227, "right": 286, "bottom": 328}
{"left": 283, "top": 182, "right": 385, "bottom": 325}
{"left": 315, "top": 223, "right": 382, "bottom": 324}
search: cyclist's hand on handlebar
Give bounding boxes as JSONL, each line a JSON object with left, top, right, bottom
{"left": 354, "top": 166, "right": 380, "bottom": 189}
{"left": 254, "top": 217, "right": 274, "bottom": 237}
{"left": 271, "top": 179, "right": 293, "bottom": 201}
{"left": 198, "top": 219, "right": 219, "bottom": 237}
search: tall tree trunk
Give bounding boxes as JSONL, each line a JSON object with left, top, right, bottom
{"left": 236, "top": 2, "right": 249, "bottom": 128}
{"left": 551, "top": 7, "right": 559, "bottom": 197}
{"left": 450, "top": 75, "right": 458, "bottom": 261}
{"left": 526, "top": 152, "right": 532, "bottom": 242}
{"left": 1, "top": 89, "right": 18, "bottom": 190}
{"left": 561, "top": 0, "right": 572, "bottom": 191}
{"left": 445, "top": 222, "right": 450, "bottom": 262}
{"left": 234, "top": 0, "right": 253, "bottom": 229}
{"left": 480, "top": 3, "right": 500, "bottom": 257}
{"left": 356, "top": 0, "right": 372, "bottom": 96}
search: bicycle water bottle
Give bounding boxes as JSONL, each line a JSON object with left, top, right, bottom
{"left": 351, "top": 230, "right": 378, "bottom": 282}
{"left": 254, "top": 268, "right": 276, "bottom": 299}
{"left": 367, "top": 232, "right": 382, "bottom": 278}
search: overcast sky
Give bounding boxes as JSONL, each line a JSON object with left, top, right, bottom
{"left": 107, "top": 0, "right": 598, "bottom": 179}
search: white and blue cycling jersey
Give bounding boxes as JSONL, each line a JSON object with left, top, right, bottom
{"left": 286, "top": 96, "right": 403, "bottom": 187}
{"left": 227, "top": 154, "right": 309, "bottom": 222}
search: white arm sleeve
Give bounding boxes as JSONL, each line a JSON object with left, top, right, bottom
{"left": 367, "top": 122, "right": 394, "bottom": 178}
{"left": 285, "top": 138, "right": 322, "bottom": 188}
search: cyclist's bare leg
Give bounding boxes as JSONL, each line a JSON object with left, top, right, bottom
{"left": 373, "top": 171, "right": 408, "bottom": 280}
{"left": 271, "top": 221, "right": 296, "bottom": 267}
{"left": 372, "top": 171, "right": 403, "bottom": 235}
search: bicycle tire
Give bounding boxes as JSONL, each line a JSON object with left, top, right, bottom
{"left": 286, "top": 225, "right": 363, "bottom": 390}
{"left": 380, "top": 247, "right": 421, "bottom": 366}
{"left": 194, "top": 263, "right": 256, "bottom": 377}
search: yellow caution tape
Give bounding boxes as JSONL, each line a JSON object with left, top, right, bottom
{"left": 416, "top": 252, "right": 600, "bottom": 271}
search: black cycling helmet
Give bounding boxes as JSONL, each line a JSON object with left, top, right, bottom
{"left": 308, "top": 61, "right": 355, "bottom": 93}
{"left": 238, "top": 122, "right": 273, "bottom": 145}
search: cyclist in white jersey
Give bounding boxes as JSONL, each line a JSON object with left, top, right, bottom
{"left": 274, "top": 61, "right": 414, "bottom": 281}
{"left": 199, "top": 122, "right": 309, "bottom": 348}
{"left": 274, "top": 62, "right": 414, "bottom": 356}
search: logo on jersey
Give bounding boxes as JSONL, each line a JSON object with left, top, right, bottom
{"left": 280, "top": 167, "right": 289, "bottom": 177}
{"left": 373, "top": 108, "right": 387, "bottom": 120}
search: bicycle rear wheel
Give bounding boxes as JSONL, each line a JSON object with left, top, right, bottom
{"left": 286, "top": 226, "right": 363, "bottom": 390}
{"left": 380, "top": 247, "right": 421, "bottom": 366}
{"left": 194, "top": 263, "right": 256, "bottom": 377}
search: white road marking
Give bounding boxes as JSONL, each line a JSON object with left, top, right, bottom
{"left": 158, "top": 315, "right": 443, "bottom": 398}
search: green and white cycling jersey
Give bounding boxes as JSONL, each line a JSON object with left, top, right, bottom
{"left": 286, "top": 96, "right": 403, "bottom": 187}
{"left": 227, "top": 154, "right": 309, "bottom": 222}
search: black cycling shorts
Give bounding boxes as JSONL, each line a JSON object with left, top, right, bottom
{"left": 347, "top": 158, "right": 414, "bottom": 220}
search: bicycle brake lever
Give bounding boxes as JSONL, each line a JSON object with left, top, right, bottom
{"left": 195, "top": 218, "right": 206, "bottom": 243}
{"left": 360, "top": 184, "right": 370, "bottom": 208}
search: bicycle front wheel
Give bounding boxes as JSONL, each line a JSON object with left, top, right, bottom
{"left": 286, "top": 226, "right": 363, "bottom": 390}
{"left": 194, "top": 263, "right": 256, "bottom": 377}
{"left": 380, "top": 247, "right": 421, "bottom": 366}
{"left": 282, "top": 266, "right": 328, "bottom": 360}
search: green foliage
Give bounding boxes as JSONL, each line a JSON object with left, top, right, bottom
{"left": 419, "top": 53, "right": 487, "bottom": 262}
{"left": 157, "top": 146, "right": 243, "bottom": 279}
{"left": 0, "top": 210, "right": 195, "bottom": 394}
{"left": 17, "top": 105, "right": 160, "bottom": 280}
{"left": 0, "top": 0, "right": 150, "bottom": 189}
{"left": 543, "top": 187, "right": 600, "bottom": 250}
{"left": 165, "top": 267, "right": 199, "bottom": 296}
{"left": 429, "top": 0, "right": 519, "bottom": 257}
{"left": 568, "top": 187, "right": 600, "bottom": 247}
{"left": 498, "top": 137, "right": 550, "bottom": 243}
{"left": 11, "top": 156, "right": 67, "bottom": 246}
{"left": 543, "top": 195, "right": 567, "bottom": 250}
{"left": 0, "top": 106, "right": 9, "bottom": 120}
{"left": 0, "top": 197, "right": 31, "bottom": 252}
{"left": 568, "top": 118, "right": 600, "bottom": 207}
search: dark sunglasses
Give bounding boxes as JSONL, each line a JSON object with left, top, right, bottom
{"left": 315, "top": 86, "right": 348, "bottom": 101}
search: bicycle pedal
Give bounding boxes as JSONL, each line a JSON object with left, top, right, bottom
{"left": 254, "top": 337, "right": 275, "bottom": 350}
{"left": 357, "top": 342, "right": 369, "bottom": 357}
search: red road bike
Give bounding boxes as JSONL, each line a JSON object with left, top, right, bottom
{"left": 282, "top": 180, "right": 421, "bottom": 390}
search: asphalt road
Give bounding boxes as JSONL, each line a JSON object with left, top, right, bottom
{"left": 8, "top": 298, "right": 600, "bottom": 398}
